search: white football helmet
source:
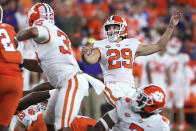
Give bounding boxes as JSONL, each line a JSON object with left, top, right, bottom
{"left": 104, "top": 15, "right": 128, "bottom": 42}
{"left": 167, "top": 37, "right": 182, "bottom": 55}
{"left": 27, "top": 3, "right": 54, "bottom": 26}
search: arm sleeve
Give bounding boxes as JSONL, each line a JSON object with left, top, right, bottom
{"left": 33, "top": 26, "right": 50, "bottom": 43}
{"left": 49, "top": 89, "right": 56, "bottom": 97}
{"left": 160, "top": 117, "right": 170, "bottom": 131}
{"left": 161, "top": 123, "right": 170, "bottom": 131}
{"left": 98, "top": 108, "right": 119, "bottom": 130}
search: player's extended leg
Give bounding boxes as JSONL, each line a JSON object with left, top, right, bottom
{"left": 55, "top": 74, "right": 89, "bottom": 130}
{"left": 176, "top": 108, "right": 185, "bottom": 131}
{"left": 44, "top": 89, "right": 58, "bottom": 131}
{"left": 104, "top": 82, "right": 136, "bottom": 107}
{"left": 174, "top": 87, "right": 185, "bottom": 131}
{"left": 0, "top": 75, "right": 23, "bottom": 130}
{"left": 104, "top": 82, "right": 123, "bottom": 107}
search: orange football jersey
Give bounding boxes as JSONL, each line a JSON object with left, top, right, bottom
{"left": 71, "top": 116, "right": 97, "bottom": 131}
{"left": 28, "top": 113, "right": 96, "bottom": 131}
{"left": 0, "top": 23, "right": 22, "bottom": 77}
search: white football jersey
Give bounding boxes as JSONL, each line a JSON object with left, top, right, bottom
{"left": 110, "top": 97, "right": 169, "bottom": 131}
{"left": 17, "top": 105, "right": 38, "bottom": 127}
{"left": 32, "top": 19, "right": 80, "bottom": 87}
{"left": 147, "top": 53, "right": 172, "bottom": 90}
{"left": 93, "top": 38, "right": 141, "bottom": 86}
{"left": 169, "top": 53, "right": 190, "bottom": 86}
{"left": 135, "top": 55, "right": 152, "bottom": 86}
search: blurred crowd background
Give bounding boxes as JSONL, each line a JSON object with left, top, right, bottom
{"left": 2, "top": 0, "right": 196, "bottom": 130}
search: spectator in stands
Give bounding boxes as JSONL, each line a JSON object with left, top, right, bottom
{"left": 15, "top": 2, "right": 28, "bottom": 31}
{"left": 80, "top": 17, "right": 90, "bottom": 38}
{"left": 87, "top": 6, "right": 106, "bottom": 40}
{"left": 71, "top": 33, "right": 82, "bottom": 62}
{"left": 56, "top": 0, "right": 80, "bottom": 37}
{"left": 3, "top": 0, "right": 18, "bottom": 31}
{"left": 165, "top": 6, "right": 192, "bottom": 41}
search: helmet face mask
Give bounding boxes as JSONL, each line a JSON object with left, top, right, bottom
{"left": 132, "top": 90, "right": 153, "bottom": 112}
{"left": 132, "top": 85, "right": 166, "bottom": 114}
{"left": 104, "top": 15, "right": 127, "bottom": 42}
{"left": 37, "top": 101, "right": 47, "bottom": 112}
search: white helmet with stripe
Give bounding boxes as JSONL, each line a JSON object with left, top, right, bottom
{"left": 167, "top": 37, "right": 182, "bottom": 55}
{"left": 27, "top": 3, "right": 54, "bottom": 26}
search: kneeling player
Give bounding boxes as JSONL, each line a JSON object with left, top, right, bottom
{"left": 88, "top": 85, "right": 170, "bottom": 131}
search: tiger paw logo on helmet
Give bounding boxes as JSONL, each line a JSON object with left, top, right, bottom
{"left": 151, "top": 91, "right": 164, "bottom": 103}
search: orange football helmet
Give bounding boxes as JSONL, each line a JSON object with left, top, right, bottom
{"left": 132, "top": 84, "right": 166, "bottom": 113}
{"left": 104, "top": 15, "right": 127, "bottom": 42}
{"left": 27, "top": 3, "right": 54, "bottom": 26}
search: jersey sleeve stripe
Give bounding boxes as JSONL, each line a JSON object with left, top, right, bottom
{"left": 105, "top": 84, "right": 120, "bottom": 101}
{"left": 104, "top": 92, "right": 115, "bottom": 107}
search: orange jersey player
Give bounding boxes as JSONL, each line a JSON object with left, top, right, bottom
{"left": 0, "top": 6, "right": 23, "bottom": 130}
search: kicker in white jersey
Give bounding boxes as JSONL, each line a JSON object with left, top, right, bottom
{"left": 93, "top": 38, "right": 140, "bottom": 85}
{"left": 93, "top": 38, "right": 141, "bottom": 106}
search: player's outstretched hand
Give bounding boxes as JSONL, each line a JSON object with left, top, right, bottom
{"left": 170, "top": 10, "right": 183, "bottom": 26}
{"left": 82, "top": 45, "right": 93, "bottom": 56}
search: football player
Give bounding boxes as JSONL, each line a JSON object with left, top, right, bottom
{"left": 15, "top": 104, "right": 46, "bottom": 131}
{"left": 88, "top": 85, "right": 170, "bottom": 131}
{"left": 166, "top": 37, "right": 190, "bottom": 131}
{"left": 16, "top": 3, "right": 104, "bottom": 131}
{"left": 82, "top": 11, "right": 182, "bottom": 106}
{"left": 15, "top": 87, "right": 96, "bottom": 131}
{"left": 146, "top": 49, "right": 172, "bottom": 93}
{"left": 0, "top": 6, "right": 23, "bottom": 131}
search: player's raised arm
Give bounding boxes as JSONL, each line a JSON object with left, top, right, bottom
{"left": 82, "top": 45, "right": 100, "bottom": 65}
{"left": 135, "top": 10, "right": 182, "bottom": 57}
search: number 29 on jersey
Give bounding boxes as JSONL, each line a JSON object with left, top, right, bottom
{"left": 107, "top": 48, "right": 133, "bottom": 69}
